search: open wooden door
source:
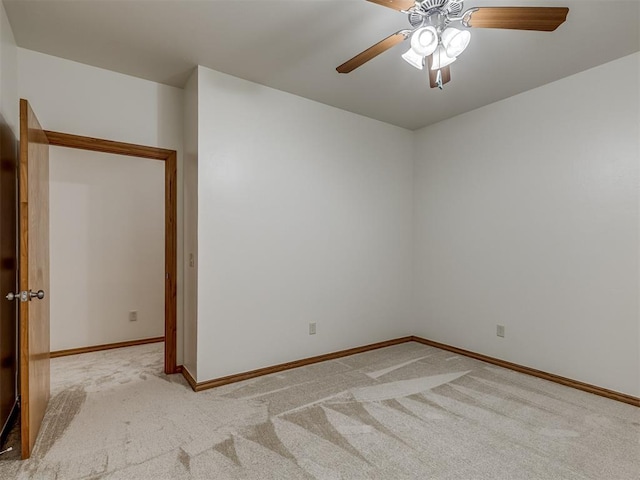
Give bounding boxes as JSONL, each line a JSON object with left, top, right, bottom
{"left": 19, "top": 99, "right": 50, "bottom": 459}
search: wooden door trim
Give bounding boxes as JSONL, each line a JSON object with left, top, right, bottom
{"left": 50, "top": 336, "right": 165, "bottom": 358}
{"left": 43, "top": 130, "right": 178, "bottom": 375}
{"left": 19, "top": 99, "right": 32, "bottom": 459}
{"left": 44, "top": 131, "right": 174, "bottom": 160}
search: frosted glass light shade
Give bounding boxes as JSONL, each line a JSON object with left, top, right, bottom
{"left": 430, "top": 45, "right": 456, "bottom": 70}
{"left": 402, "top": 48, "right": 424, "bottom": 70}
{"left": 441, "top": 27, "right": 471, "bottom": 58}
{"left": 410, "top": 26, "right": 438, "bottom": 56}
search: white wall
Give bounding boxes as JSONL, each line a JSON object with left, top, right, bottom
{"left": 0, "top": 1, "right": 17, "bottom": 132}
{"left": 413, "top": 53, "right": 640, "bottom": 397}
{"left": 49, "top": 147, "right": 165, "bottom": 351}
{"left": 195, "top": 66, "right": 414, "bottom": 381}
{"left": 18, "top": 49, "right": 185, "bottom": 363}
{"left": 182, "top": 69, "right": 198, "bottom": 377}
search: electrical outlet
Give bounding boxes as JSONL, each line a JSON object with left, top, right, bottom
{"left": 309, "top": 322, "right": 316, "bottom": 335}
{"left": 496, "top": 324, "right": 505, "bottom": 338}
{"left": 129, "top": 311, "right": 138, "bottom": 322}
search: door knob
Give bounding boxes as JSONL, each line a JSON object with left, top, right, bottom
{"left": 5, "top": 290, "right": 45, "bottom": 301}
{"left": 30, "top": 290, "right": 45, "bottom": 300}
{"left": 5, "top": 292, "right": 21, "bottom": 301}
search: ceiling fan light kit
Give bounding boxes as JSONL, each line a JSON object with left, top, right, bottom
{"left": 337, "top": 0, "right": 569, "bottom": 89}
{"left": 411, "top": 26, "right": 439, "bottom": 56}
{"left": 441, "top": 27, "right": 471, "bottom": 57}
{"left": 401, "top": 48, "right": 427, "bottom": 69}
{"left": 403, "top": 22, "right": 468, "bottom": 71}
{"left": 430, "top": 45, "right": 457, "bottom": 70}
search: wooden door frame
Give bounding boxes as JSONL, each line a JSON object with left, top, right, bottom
{"left": 43, "top": 131, "right": 178, "bottom": 374}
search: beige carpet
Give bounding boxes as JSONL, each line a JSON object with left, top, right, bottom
{"left": 0, "top": 341, "right": 638, "bottom": 479}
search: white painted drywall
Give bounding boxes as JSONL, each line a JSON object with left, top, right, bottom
{"left": 18, "top": 49, "right": 185, "bottom": 363}
{"left": 0, "top": 1, "right": 17, "bottom": 132}
{"left": 182, "top": 69, "right": 198, "bottom": 377}
{"left": 195, "top": 66, "right": 414, "bottom": 381}
{"left": 412, "top": 53, "right": 640, "bottom": 397}
{"left": 49, "top": 147, "right": 164, "bottom": 350}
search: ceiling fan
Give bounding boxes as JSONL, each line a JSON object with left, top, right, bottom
{"left": 336, "top": 1, "right": 569, "bottom": 89}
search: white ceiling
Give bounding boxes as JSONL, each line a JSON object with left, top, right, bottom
{"left": 4, "top": 0, "right": 639, "bottom": 130}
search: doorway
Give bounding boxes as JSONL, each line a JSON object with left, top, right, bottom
{"left": 4, "top": 100, "right": 179, "bottom": 459}
{"left": 44, "top": 131, "right": 178, "bottom": 375}
{"left": 49, "top": 148, "right": 164, "bottom": 356}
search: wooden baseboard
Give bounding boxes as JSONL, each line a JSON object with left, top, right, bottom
{"left": 187, "top": 337, "right": 413, "bottom": 392}
{"left": 184, "top": 335, "right": 639, "bottom": 407}
{"left": 50, "top": 336, "right": 165, "bottom": 358}
{"left": 410, "top": 336, "right": 640, "bottom": 407}
{"left": 181, "top": 366, "right": 197, "bottom": 390}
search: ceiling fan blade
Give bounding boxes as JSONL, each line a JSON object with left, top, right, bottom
{"left": 465, "top": 7, "right": 569, "bottom": 31}
{"left": 427, "top": 55, "right": 451, "bottom": 89}
{"left": 337, "top": 31, "right": 409, "bottom": 73}
{"left": 366, "top": 0, "right": 416, "bottom": 12}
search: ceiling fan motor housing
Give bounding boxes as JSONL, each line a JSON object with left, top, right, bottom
{"left": 409, "top": 0, "right": 464, "bottom": 27}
